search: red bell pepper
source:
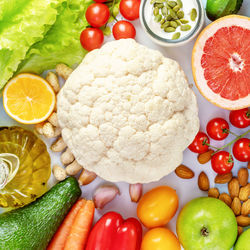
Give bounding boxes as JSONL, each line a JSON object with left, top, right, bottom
{"left": 85, "top": 211, "right": 142, "bottom": 250}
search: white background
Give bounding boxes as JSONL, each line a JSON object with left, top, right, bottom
{"left": 0, "top": 0, "right": 249, "bottom": 239}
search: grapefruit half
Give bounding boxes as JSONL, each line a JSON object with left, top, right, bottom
{"left": 192, "top": 15, "right": 250, "bottom": 110}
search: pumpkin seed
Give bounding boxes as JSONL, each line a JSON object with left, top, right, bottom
{"left": 180, "top": 24, "right": 191, "bottom": 31}
{"left": 161, "top": 21, "right": 170, "bottom": 28}
{"left": 160, "top": 19, "right": 165, "bottom": 24}
{"left": 175, "top": 19, "right": 181, "bottom": 26}
{"left": 173, "top": 5, "right": 180, "bottom": 12}
{"left": 154, "top": 3, "right": 164, "bottom": 8}
{"left": 169, "top": 9, "right": 178, "bottom": 19}
{"left": 154, "top": 14, "right": 162, "bottom": 22}
{"left": 176, "top": 0, "right": 182, "bottom": 8}
{"left": 167, "top": 1, "right": 177, "bottom": 8}
{"left": 190, "top": 8, "right": 197, "bottom": 21}
{"left": 164, "top": 26, "right": 176, "bottom": 32}
{"left": 170, "top": 20, "right": 178, "bottom": 28}
{"left": 153, "top": 7, "right": 159, "bottom": 16}
{"left": 161, "top": 6, "right": 168, "bottom": 16}
{"left": 177, "top": 10, "right": 184, "bottom": 19}
{"left": 172, "top": 32, "right": 180, "bottom": 40}
{"left": 166, "top": 14, "right": 173, "bottom": 20}
{"left": 180, "top": 19, "right": 189, "bottom": 24}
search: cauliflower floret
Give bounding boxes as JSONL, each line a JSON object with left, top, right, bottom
{"left": 57, "top": 39, "right": 199, "bottom": 183}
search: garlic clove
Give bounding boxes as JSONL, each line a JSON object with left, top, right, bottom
{"left": 78, "top": 169, "right": 97, "bottom": 185}
{"left": 93, "top": 184, "right": 120, "bottom": 209}
{"left": 129, "top": 183, "right": 143, "bottom": 203}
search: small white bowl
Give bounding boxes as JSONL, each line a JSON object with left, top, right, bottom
{"left": 139, "top": 0, "right": 205, "bottom": 47}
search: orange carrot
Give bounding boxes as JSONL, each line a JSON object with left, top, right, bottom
{"left": 64, "top": 200, "right": 95, "bottom": 250}
{"left": 47, "top": 199, "right": 86, "bottom": 250}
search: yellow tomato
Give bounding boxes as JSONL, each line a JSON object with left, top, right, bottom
{"left": 141, "top": 227, "right": 181, "bottom": 250}
{"left": 137, "top": 186, "right": 178, "bottom": 228}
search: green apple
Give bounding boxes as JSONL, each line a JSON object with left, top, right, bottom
{"left": 234, "top": 228, "right": 250, "bottom": 250}
{"left": 177, "top": 197, "right": 237, "bottom": 250}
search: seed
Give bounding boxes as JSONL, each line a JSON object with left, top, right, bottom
{"left": 154, "top": 14, "right": 162, "bottom": 22}
{"left": 170, "top": 20, "right": 178, "bottom": 28}
{"left": 166, "top": 14, "right": 173, "bottom": 20}
{"left": 167, "top": 1, "right": 177, "bottom": 8}
{"left": 169, "top": 9, "right": 178, "bottom": 19}
{"left": 181, "top": 24, "right": 191, "bottom": 31}
{"left": 164, "top": 26, "right": 176, "bottom": 32}
{"left": 153, "top": 7, "right": 159, "bottom": 16}
{"left": 161, "top": 6, "right": 168, "bottom": 16}
{"left": 190, "top": 8, "right": 197, "bottom": 21}
{"left": 175, "top": 19, "right": 181, "bottom": 26}
{"left": 177, "top": 10, "right": 184, "bottom": 19}
{"left": 173, "top": 5, "right": 180, "bottom": 12}
{"left": 176, "top": 0, "right": 183, "bottom": 8}
{"left": 154, "top": 3, "right": 164, "bottom": 8}
{"left": 161, "top": 21, "right": 170, "bottom": 28}
{"left": 172, "top": 32, "right": 180, "bottom": 40}
{"left": 160, "top": 19, "right": 165, "bottom": 25}
{"left": 180, "top": 19, "right": 189, "bottom": 24}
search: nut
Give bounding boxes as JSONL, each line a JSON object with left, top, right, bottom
{"left": 78, "top": 169, "right": 97, "bottom": 185}
{"left": 56, "top": 64, "right": 73, "bottom": 80}
{"left": 198, "top": 172, "right": 210, "bottom": 191}
{"left": 228, "top": 178, "right": 240, "bottom": 198}
{"left": 46, "top": 71, "right": 60, "bottom": 93}
{"left": 48, "top": 112, "right": 59, "bottom": 127}
{"left": 34, "top": 122, "right": 45, "bottom": 135}
{"left": 208, "top": 188, "right": 220, "bottom": 198}
{"left": 238, "top": 168, "right": 249, "bottom": 186}
{"left": 54, "top": 126, "right": 62, "bottom": 137}
{"left": 239, "top": 184, "right": 250, "bottom": 202}
{"left": 236, "top": 215, "right": 250, "bottom": 227}
{"left": 237, "top": 226, "right": 243, "bottom": 236}
{"left": 197, "top": 150, "right": 214, "bottom": 164}
{"left": 53, "top": 165, "right": 67, "bottom": 181}
{"left": 61, "top": 148, "right": 75, "bottom": 165}
{"left": 219, "top": 193, "right": 232, "bottom": 206}
{"left": 66, "top": 160, "right": 83, "bottom": 176}
{"left": 175, "top": 164, "right": 194, "bottom": 179}
{"left": 231, "top": 197, "right": 241, "bottom": 216}
{"left": 247, "top": 162, "right": 250, "bottom": 169}
{"left": 51, "top": 137, "right": 67, "bottom": 152}
{"left": 42, "top": 122, "right": 55, "bottom": 138}
{"left": 241, "top": 199, "right": 250, "bottom": 216}
{"left": 214, "top": 172, "right": 232, "bottom": 184}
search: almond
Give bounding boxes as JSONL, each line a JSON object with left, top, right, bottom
{"left": 198, "top": 172, "right": 210, "bottom": 191}
{"left": 231, "top": 197, "right": 241, "bottom": 216}
{"left": 228, "top": 178, "right": 240, "bottom": 198}
{"left": 208, "top": 188, "right": 220, "bottom": 198}
{"left": 175, "top": 165, "right": 194, "bottom": 179}
{"left": 219, "top": 193, "right": 232, "bottom": 207}
{"left": 237, "top": 226, "right": 243, "bottom": 236}
{"left": 214, "top": 172, "right": 233, "bottom": 184}
{"left": 241, "top": 199, "right": 250, "bottom": 216}
{"left": 238, "top": 168, "right": 249, "bottom": 186}
{"left": 248, "top": 162, "right": 250, "bottom": 169}
{"left": 239, "top": 184, "right": 250, "bottom": 202}
{"left": 236, "top": 215, "right": 250, "bottom": 227}
{"left": 197, "top": 150, "right": 214, "bottom": 164}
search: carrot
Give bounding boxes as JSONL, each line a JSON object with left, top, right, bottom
{"left": 64, "top": 200, "right": 95, "bottom": 250}
{"left": 47, "top": 199, "right": 86, "bottom": 250}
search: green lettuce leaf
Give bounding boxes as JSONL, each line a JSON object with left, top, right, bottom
{"left": 0, "top": 0, "right": 66, "bottom": 89}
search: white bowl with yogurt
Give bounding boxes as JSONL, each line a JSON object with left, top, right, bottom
{"left": 140, "top": 0, "right": 205, "bottom": 47}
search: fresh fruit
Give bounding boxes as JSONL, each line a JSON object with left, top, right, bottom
{"left": 137, "top": 186, "right": 178, "bottom": 228}
{"left": 0, "top": 177, "right": 81, "bottom": 250}
{"left": 120, "top": 0, "right": 140, "bottom": 20}
{"left": 233, "top": 138, "right": 250, "bottom": 162}
{"left": 85, "top": 3, "right": 110, "bottom": 28}
{"left": 211, "top": 151, "right": 234, "bottom": 174}
{"left": 141, "top": 227, "right": 181, "bottom": 250}
{"left": 175, "top": 165, "right": 195, "bottom": 179}
{"left": 112, "top": 20, "right": 136, "bottom": 40}
{"left": 80, "top": 28, "right": 104, "bottom": 51}
{"left": 229, "top": 108, "right": 250, "bottom": 128}
{"left": 235, "top": 228, "right": 250, "bottom": 250}
{"left": 192, "top": 15, "right": 250, "bottom": 110}
{"left": 188, "top": 131, "right": 210, "bottom": 153}
{"left": 3, "top": 74, "right": 56, "bottom": 124}
{"left": 206, "top": 118, "right": 229, "bottom": 140}
{"left": 177, "top": 197, "right": 238, "bottom": 250}
{"left": 206, "top": 0, "right": 243, "bottom": 21}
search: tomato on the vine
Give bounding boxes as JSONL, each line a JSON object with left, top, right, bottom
{"left": 120, "top": 0, "right": 140, "bottom": 20}
{"left": 112, "top": 20, "right": 136, "bottom": 40}
{"left": 233, "top": 138, "right": 250, "bottom": 162}
{"left": 85, "top": 3, "right": 110, "bottom": 28}
{"left": 229, "top": 108, "right": 250, "bottom": 128}
{"left": 206, "top": 118, "right": 229, "bottom": 141}
{"left": 211, "top": 151, "right": 234, "bottom": 174}
{"left": 188, "top": 131, "right": 210, "bottom": 154}
{"left": 80, "top": 28, "right": 104, "bottom": 51}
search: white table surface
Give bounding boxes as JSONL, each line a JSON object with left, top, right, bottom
{"left": 0, "top": 0, "right": 249, "bottom": 239}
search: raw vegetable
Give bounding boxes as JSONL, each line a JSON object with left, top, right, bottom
{"left": 229, "top": 108, "right": 250, "bottom": 128}
{"left": 112, "top": 20, "right": 136, "bottom": 39}
{"left": 233, "top": 138, "right": 250, "bottom": 162}
{"left": 119, "top": 0, "right": 140, "bottom": 20}
{"left": 85, "top": 211, "right": 142, "bottom": 250}
{"left": 80, "top": 28, "right": 104, "bottom": 51}
{"left": 206, "top": 118, "right": 229, "bottom": 141}
{"left": 0, "top": 177, "right": 81, "bottom": 250}
{"left": 188, "top": 132, "right": 210, "bottom": 154}
{"left": 211, "top": 151, "right": 234, "bottom": 174}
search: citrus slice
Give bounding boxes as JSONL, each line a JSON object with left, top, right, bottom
{"left": 192, "top": 15, "right": 250, "bottom": 110}
{"left": 3, "top": 73, "right": 55, "bottom": 124}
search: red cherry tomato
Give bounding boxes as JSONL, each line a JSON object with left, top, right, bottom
{"left": 80, "top": 28, "right": 104, "bottom": 51}
{"left": 112, "top": 20, "right": 136, "bottom": 40}
{"left": 86, "top": 3, "right": 110, "bottom": 28}
{"left": 211, "top": 151, "right": 234, "bottom": 174}
{"left": 206, "top": 118, "right": 229, "bottom": 141}
{"left": 229, "top": 108, "right": 250, "bottom": 128}
{"left": 233, "top": 138, "right": 250, "bottom": 162}
{"left": 188, "top": 131, "right": 210, "bottom": 154}
{"left": 120, "top": 0, "right": 140, "bottom": 20}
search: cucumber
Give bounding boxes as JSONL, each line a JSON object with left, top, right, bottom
{"left": 0, "top": 177, "right": 81, "bottom": 250}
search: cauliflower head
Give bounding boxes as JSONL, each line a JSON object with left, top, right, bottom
{"left": 57, "top": 39, "right": 199, "bottom": 183}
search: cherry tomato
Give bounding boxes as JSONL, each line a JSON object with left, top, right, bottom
{"left": 211, "top": 151, "right": 234, "bottom": 174}
{"left": 229, "top": 108, "right": 250, "bottom": 128}
{"left": 188, "top": 131, "right": 210, "bottom": 154}
{"left": 206, "top": 118, "right": 229, "bottom": 141}
{"left": 137, "top": 186, "right": 178, "bottom": 228}
{"left": 85, "top": 3, "right": 110, "bottom": 28}
{"left": 141, "top": 228, "right": 181, "bottom": 250}
{"left": 233, "top": 138, "right": 250, "bottom": 162}
{"left": 112, "top": 20, "right": 136, "bottom": 40}
{"left": 120, "top": 0, "right": 140, "bottom": 20}
{"left": 80, "top": 28, "right": 104, "bottom": 51}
